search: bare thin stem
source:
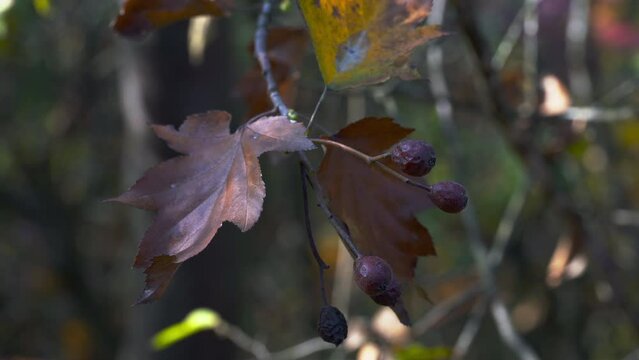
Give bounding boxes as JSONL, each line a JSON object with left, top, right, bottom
{"left": 269, "top": 337, "right": 334, "bottom": 360}
{"left": 369, "top": 152, "right": 391, "bottom": 162}
{"left": 488, "top": 180, "right": 530, "bottom": 267}
{"left": 254, "top": 0, "right": 361, "bottom": 261}
{"left": 491, "top": 7, "right": 525, "bottom": 71}
{"left": 254, "top": 0, "right": 289, "bottom": 116}
{"left": 301, "top": 163, "right": 330, "bottom": 305}
{"left": 307, "top": 86, "right": 328, "bottom": 134}
{"left": 310, "top": 138, "right": 432, "bottom": 192}
{"left": 491, "top": 300, "right": 538, "bottom": 360}
{"left": 243, "top": 337, "right": 334, "bottom": 360}
{"left": 215, "top": 316, "right": 336, "bottom": 360}
{"left": 215, "top": 321, "right": 272, "bottom": 360}
{"left": 412, "top": 284, "right": 483, "bottom": 336}
{"left": 451, "top": 297, "right": 489, "bottom": 360}
{"left": 299, "top": 153, "right": 362, "bottom": 259}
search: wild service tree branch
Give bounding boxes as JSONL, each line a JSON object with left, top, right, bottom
{"left": 254, "top": 0, "right": 362, "bottom": 260}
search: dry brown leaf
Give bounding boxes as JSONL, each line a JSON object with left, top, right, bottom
{"left": 317, "top": 118, "right": 435, "bottom": 279}
{"left": 112, "top": 111, "right": 314, "bottom": 303}
{"left": 113, "top": 0, "right": 233, "bottom": 37}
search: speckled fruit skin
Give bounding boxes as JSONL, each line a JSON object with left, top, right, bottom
{"left": 391, "top": 139, "right": 436, "bottom": 177}
{"left": 354, "top": 256, "right": 393, "bottom": 296}
{"left": 317, "top": 305, "right": 348, "bottom": 346}
{"left": 429, "top": 181, "right": 468, "bottom": 213}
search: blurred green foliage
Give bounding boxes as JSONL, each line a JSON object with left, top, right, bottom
{"left": 152, "top": 308, "right": 221, "bottom": 350}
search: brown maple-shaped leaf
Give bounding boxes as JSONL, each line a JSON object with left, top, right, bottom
{"left": 112, "top": 111, "right": 314, "bottom": 303}
{"left": 318, "top": 118, "right": 435, "bottom": 279}
{"left": 236, "top": 27, "right": 309, "bottom": 118}
{"left": 113, "top": 0, "right": 233, "bottom": 37}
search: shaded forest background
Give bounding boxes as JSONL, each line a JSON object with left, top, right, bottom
{"left": 0, "top": 0, "right": 638, "bottom": 359}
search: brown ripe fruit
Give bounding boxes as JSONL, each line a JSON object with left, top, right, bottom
{"left": 428, "top": 181, "right": 468, "bottom": 213}
{"left": 354, "top": 256, "right": 393, "bottom": 296}
{"left": 318, "top": 305, "right": 348, "bottom": 346}
{"left": 391, "top": 139, "right": 436, "bottom": 177}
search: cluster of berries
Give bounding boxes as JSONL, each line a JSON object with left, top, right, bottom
{"left": 391, "top": 139, "right": 468, "bottom": 213}
{"left": 318, "top": 139, "right": 469, "bottom": 346}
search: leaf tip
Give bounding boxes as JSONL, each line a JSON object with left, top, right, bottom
{"left": 134, "top": 255, "right": 180, "bottom": 304}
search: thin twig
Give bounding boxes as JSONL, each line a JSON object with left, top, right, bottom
{"left": 254, "top": 0, "right": 361, "bottom": 261}
{"left": 269, "top": 337, "right": 335, "bottom": 360}
{"left": 254, "top": 0, "right": 289, "bottom": 116}
{"left": 491, "top": 6, "right": 525, "bottom": 71}
{"left": 243, "top": 337, "right": 334, "bottom": 360}
{"left": 448, "top": 183, "right": 529, "bottom": 358}
{"left": 296, "top": 113, "right": 333, "bottom": 136}
{"left": 299, "top": 153, "right": 362, "bottom": 259}
{"left": 301, "top": 163, "right": 330, "bottom": 305}
{"left": 310, "top": 138, "right": 432, "bottom": 192}
{"left": 412, "top": 284, "right": 483, "bottom": 336}
{"left": 451, "top": 181, "right": 530, "bottom": 358}
{"left": 487, "top": 180, "right": 530, "bottom": 267}
{"left": 560, "top": 106, "right": 636, "bottom": 122}
{"left": 215, "top": 321, "right": 272, "bottom": 360}
{"left": 450, "top": 297, "right": 489, "bottom": 360}
{"left": 491, "top": 300, "right": 538, "bottom": 360}
{"left": 307, "top": 86, "right": 328, "bottom": 133}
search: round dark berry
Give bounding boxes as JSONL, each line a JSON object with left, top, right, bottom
{"left": 391, "top": 139, "right": 436, "bottom": 177}
{"left": 370, "top": 278, "right": 402, "bottom": 306}
{"left": 354, "top": 256, "right": 393, "bottom": 296}
{"left": 428, "top": 181, "right": 468, "bottom": 213}
{"left": 317, "top": 305, "right": 348, "bottom": 346}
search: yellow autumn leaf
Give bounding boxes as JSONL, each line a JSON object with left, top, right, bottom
{"left": 299, "top": 0, "right": 443, "bottom": 90}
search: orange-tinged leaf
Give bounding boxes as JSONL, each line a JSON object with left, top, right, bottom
{"left": 113, "top": 0, "right": 233, "bottom": 37}
{"left": 317, "top": 118, "right": 435, "bottom": 279}
{"left": 299, "top": 0, "right": 443, "bottom": 89}
{"left": 111, "top": 111, "right": 314, "bottom": 303}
